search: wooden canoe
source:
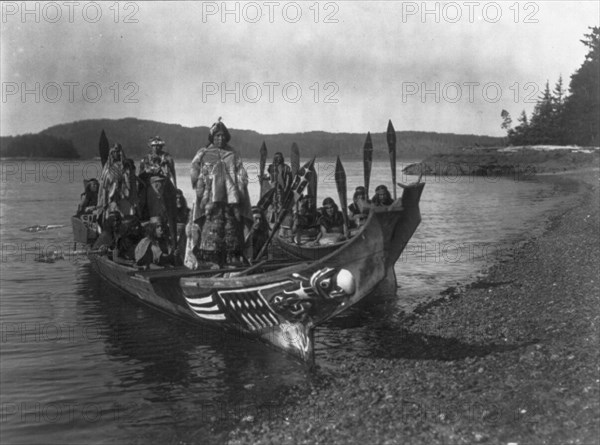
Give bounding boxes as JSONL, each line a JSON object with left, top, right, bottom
{"left": 274, "top": 182, "right": 424, "bottom": 263}
{"left": 71, "top": 215, "right": 98, "bottom": 244}
{"left": 180, "top": 182, "right": 425, "bottom": 362}
{"left": 76, "top": 182, "right": 424, "bottom": 363}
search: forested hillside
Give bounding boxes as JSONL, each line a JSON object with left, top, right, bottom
{"left": 501, "top": 27, "right": 599, "bottom": 146}
{"left": 36, "top": 117, "right": 501, "bottom": 160}
{"left": 0, "top": 133, "right": 79, "bottom": 158}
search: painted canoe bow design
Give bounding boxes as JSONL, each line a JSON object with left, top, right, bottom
{"left": 181, "top": 266, "right": 357, "bottom": 362}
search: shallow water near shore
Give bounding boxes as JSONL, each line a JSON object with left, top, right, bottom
{"left": 0, "top": 159, "right": 575, "bottom": 443}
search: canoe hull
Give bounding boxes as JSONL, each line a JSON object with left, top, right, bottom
{"left": 71, "top": 215, "right": 98, "bottom": 244}
{"left": 82, "top": 182, "right": 425, "bottom": 363}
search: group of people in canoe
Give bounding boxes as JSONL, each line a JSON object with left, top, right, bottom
{"left": 76, "top": 118, "right": 396, "bottom": 269}
{"left": 287, "top": 183, "right": 393, "bottom": 245}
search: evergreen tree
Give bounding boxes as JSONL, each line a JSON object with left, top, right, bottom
{"left": 551, "top": 76, "right": 566, "bottom": 144}
{"left": 510, "top": 110, "right": 530, "bottom": 145}
{"left": 501, "top": 110, "right": 513, "bottom": 145}
{"left": 563, "top": 26, "right": 599, "bottom": 145}
{"left": 501, "top": 110, "right": 512, "bottom": 130}
{"left": 503, "top": 28, "right": 599, "bottom": 146}
{"left": 528, "top": 81, "right": 554, "bottom": 144}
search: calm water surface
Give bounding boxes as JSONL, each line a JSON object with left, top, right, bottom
{"left": 0, "top": 159, "right": 573, "bottom": 444}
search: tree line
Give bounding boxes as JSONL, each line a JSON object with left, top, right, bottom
{"left": 37, "top": 118, "right": 501, "bottom": 161}
{"left": 0, "top": 133, "right": 80, "bottom": 158}
{"left": 502, "top": 27, "right": 599, "bottom": 146}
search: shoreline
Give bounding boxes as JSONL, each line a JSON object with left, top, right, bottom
{"left": 228, "top": 168, "right": 599, "bottom": 444}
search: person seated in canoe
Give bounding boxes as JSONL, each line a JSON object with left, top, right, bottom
{"left": 292, "top": 196, "right": 320, "bottom": 244}
{"left": 76, "top": 178, "right": 99, "bottom": 216}
{"left": 138, "top": 175, "right": 178, "bottom": 254}
{"left": 371, "top": 184, "right": 394, "bottom": 207}
{"left": 348, "top": 186, "right": 370, "bottom": 229}
{"left": 303, "top": 194, "right": 320, "bottom": 219}
{"left": 244, "top": 206, "right": 270, "bottom": 260}
{"left": 115, "top": 215, "right": 144, "bottom": 263}
{"left": 315, "top": 197, "right": 348, "bottom": 245}
{"left": 264, "top": 152, "right": 292, "bottom": 223}
{"left": 190, "top": 118, "right": 252, "bottom": 268}
{"left": 134, "top": 216, "right": 178, "bottom": 268}
{"left": 175, "top": 189, "right": 191, "bottom": 264}
{"left": 139, "top": 136, "right": 177, "bottom": 188}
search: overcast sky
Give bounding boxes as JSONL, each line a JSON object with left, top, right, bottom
{"left": 1, "top": 1, "right": 598, "bottom": 137}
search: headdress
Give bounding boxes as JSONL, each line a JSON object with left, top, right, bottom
{"left": 375, "top": 184, "right": 388, "bottom": 192}
{"left": 149, "top": 136, "right": 165, "bottom": 147}
{"left": 208, "top": 117, "right": 231, "bottom": 144}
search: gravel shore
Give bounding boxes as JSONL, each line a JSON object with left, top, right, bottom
{"left": 229, "top": 170, "right": 599, "bottom": 445}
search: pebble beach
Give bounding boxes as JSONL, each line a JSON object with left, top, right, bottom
{"left": 228, "top": 168, "right": 600, "bottom": 445}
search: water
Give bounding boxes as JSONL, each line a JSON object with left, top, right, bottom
{"left": 0, "top": 158, "right": 573, "bottom": 443}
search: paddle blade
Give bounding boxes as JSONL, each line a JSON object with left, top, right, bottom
{"left": 256, "top": 187, "right": 275, "bottom": 211}
{"left": 99, "top": 129, "right": 109, "bottom": 167}
{"left": 363, "top": 132, "right": 373, "bottom": 198}
{"left": 285, "top": 158, "right": 315, "bottom": 210}
{"left": 184, "top": 203, "right": 199, "bottom": 270}
{"left": 259, "top": 141, "right": 267, "bottom": 197}
{"left": 335, "top": 156, "right": 349, "bottom": 229}
{"left": 290, "top": 142, "right": 300, "bottom": 176}
{"left": 387, "top": 120, "right": 397, "bottom": 199}
{"left": 387, "top": 120, "right": 396, "bottom": 149}
{"left": 335, "top": 156, "right": 347, "bottom": 204}
{"left": 255, "top": 157, "right": 316, "bottom": 260}
{"left": 259, "top": 141, "right": 267, "bottom": 176}
{"left": 307, "top": 159, "right": 317, "bottom": 213}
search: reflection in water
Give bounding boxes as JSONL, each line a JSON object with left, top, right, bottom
{"left": 70, "top": 263, "right": 310, "bottom": 441}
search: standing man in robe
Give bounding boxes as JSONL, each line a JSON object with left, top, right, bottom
{"left": 138, "top": 136, "right": 178, "bottom": 251}
{"left": 190, "top": 118, "right": 252, "bottom": 267}
{"left": 265, "top": 152, "right": 292, "bottom": 223}
{"left": 139, "top": 136, "right": 177, "bottom": 188}
{"left": 98, "top": 143, "right": 139, "bottom": 218}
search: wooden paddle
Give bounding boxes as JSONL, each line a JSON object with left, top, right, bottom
{"left": 290, "top": 142, "right": 300, "bottom": 177}
{"left": 254, "top": 157, "right": 315, "bottom": 261}
{"left": 184, "top": 203, "right": 199, "bottom": 269}
{"left": 363, "top": 132, "right": 373, "bottom": 199}
{"left": 259, "top": 141, "right": 267, "bottom": 197}
{"left": 99, "top": 129, "right": 109, "bottom": 167}
{"left": 306, "top": 149, "right": 318, "bottom": 214}
{"left": 335, "top": 156, "right": 349, "bottom": 237}
{"left": 387, "top": 120, "right": 397, "bottom": 200}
